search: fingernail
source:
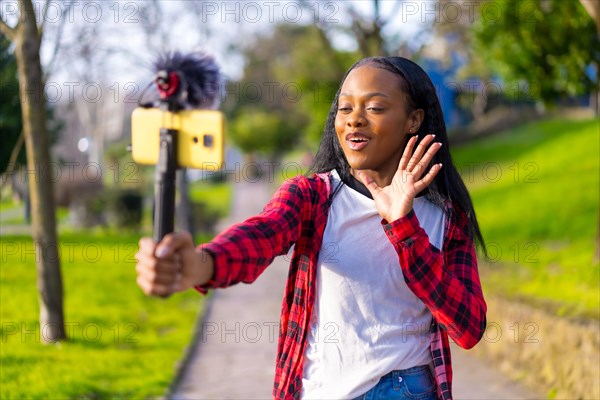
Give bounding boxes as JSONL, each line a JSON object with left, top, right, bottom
{"left": 156, "top": 247, "right": 169, "bottom": 258}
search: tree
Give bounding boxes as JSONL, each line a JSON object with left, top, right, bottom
{"left": 299, "top": 0, "right": 410, "bottom": 58}
{"left": 224, "top": 23, "right": 357, "bottom": 155}
{"left": 427, "top": 0, "right": 499, "bottom": 121}
{"left": 579, "top": 0, "right": 600, "bottom": 114}
{"left": 580, "top": 0, "right": 600, "bottom": 32}
{"left": 471, "top": 0, "right": 599, "bottom": 106}
{"left": 229, "top": 109, "right": 296, "bottom": 157}
{"left": 0, "top": 0, "right": 65, "bottom": 342}
{"left": 0, "top": 34, "right": 24, "bottom": 176}
{"left": 224, "top": 24, "right": 311, "bottom": 157}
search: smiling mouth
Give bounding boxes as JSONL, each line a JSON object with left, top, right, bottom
{"left": 346, "top": 137, "right": 370, "bottom": 150}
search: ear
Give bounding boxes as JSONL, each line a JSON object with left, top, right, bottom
{"left": 406, "top": 109, "right": 424, "bottom": 133}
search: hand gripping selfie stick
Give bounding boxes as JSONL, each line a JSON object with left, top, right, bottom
{"left": 140, "top": 52, "right": 221, "bottom": 242}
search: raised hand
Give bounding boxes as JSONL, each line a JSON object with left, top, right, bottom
{"left": 356, "top": 134, "right": 443, "bottom": 222}
{"left": 135, "top": 232, "right": 214, "bottom": 297}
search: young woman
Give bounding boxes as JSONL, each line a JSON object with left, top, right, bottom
{"left": 135, "top": 56, "right": 487, "bottom": 400}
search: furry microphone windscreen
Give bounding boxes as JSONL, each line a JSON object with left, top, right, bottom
{"left": 153, "top": 51, "right": 222, "bottom": 110}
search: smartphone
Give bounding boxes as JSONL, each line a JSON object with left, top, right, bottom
{"left": 131, "top": 107, "right": 224, "bottom": 169}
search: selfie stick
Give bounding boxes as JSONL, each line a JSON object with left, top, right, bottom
{"left": 154, "top": 127, "right": 177, "bottom": 242}
{"left": 152, "top": 69, "right": 182, "bottom": 243}
{"left": 150, "top": 52, "right": 221, "bottom": 242}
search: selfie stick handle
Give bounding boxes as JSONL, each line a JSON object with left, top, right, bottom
{"left": 153, "top": 127, "right": 178, "bottom": 242}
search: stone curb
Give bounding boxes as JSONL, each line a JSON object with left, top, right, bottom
{"left": 163, "top": 293, "right": 216, "bottom": 400}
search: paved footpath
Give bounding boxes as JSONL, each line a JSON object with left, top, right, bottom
{"left": 170, "top": 180, "right": 543, "bottom": 400}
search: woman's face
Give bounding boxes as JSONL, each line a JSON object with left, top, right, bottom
{"left": 335, "top": 65, "right": 423, "bottom": 185}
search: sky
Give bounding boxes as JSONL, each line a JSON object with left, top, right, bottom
{"left": 18, "top": 0, "right": 432, "bottom": 85}
{"left": 2, "top": 0, "right": 436, "bottom": 143}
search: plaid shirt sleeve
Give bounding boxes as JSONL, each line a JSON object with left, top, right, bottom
{"left": 383, "top": 207, "right": 487, "bottom": 349}
{"left": 195, "top": 177, "right": 306, "bottom": 291}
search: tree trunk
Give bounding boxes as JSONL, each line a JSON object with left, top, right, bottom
{"left": 0, "top": 131, "right": 24, "bottom": 192}
{"left": 14, "top": 0, "right": 65, "bottom": 342}
{"left": 592, "top": 89, "right": 599, "bottom": 117}
{"left": 579, "top": 0, "right": 600, "bottom": 32}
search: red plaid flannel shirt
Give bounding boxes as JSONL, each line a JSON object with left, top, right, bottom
{"left": 198, "top": 172, "right": 487, "bottom": 400}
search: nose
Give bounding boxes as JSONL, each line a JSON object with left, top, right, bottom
{"left": 346, "top": 109, "right": 366, "bottom": 128}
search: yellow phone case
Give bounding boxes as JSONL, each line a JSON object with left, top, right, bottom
{"left": 131, "top": 107, "right": 224, "bottom": 169}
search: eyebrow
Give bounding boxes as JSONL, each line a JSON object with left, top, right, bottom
{"left": 339, "top": 92, "right": 390, "bottom": 99}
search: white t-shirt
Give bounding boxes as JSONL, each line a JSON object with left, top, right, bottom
{"left": 302, "top": 170, "right": 446, "bottom": 399}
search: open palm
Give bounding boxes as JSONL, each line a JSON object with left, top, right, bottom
{"left": 357, "top": 134, "right": 443, "bottom": 222}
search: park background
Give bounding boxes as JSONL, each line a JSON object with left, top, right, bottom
{"left": 1, "top": 0, "right": 599, "bottom": 399}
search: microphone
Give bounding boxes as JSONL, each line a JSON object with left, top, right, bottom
{"left": 151, "top": 50, "right": 222, "bottom": 111}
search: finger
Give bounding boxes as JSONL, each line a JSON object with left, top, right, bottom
{"left": 136, "top": 255, "right": 182, "bottom": 278}
{"left": 137, "top": 263, "right": 181, "bottom": 285}
{"left": 155, "top": 232, "right": 194, "bottom": 258}
{"left": 135, "top": 248, "right": 179, "bottom": 271}
{"left": 138, "top": 274, "right": 181, "bottom": 289}
{"left": 411, "top": 142, "right": 443, "bottom": 180}
{"left": 137, "top": 275, "right": 174, "bottom": 297}
{"left": 356, "top": 170, "right": 383, "bottom": 197}
{"left": 135, "top": 250, "right": 157, "bottom": 272}
{"left": 136, "top": 274, "right": 153, "bottom": 295}
{"left": 139, "top": 237, "right": 157, "bottom": 256}
{"left": 136, "top": 259, "right": 182, "bottom": 292}
{"left": 135, "top": 241, "right": 182, "bottom": 297}
{"left": 406, "top": 134, "right": 435, "bottom": 171}
{"left": 414, "top": 163, "right": 443, "bottom": 193}
{"left": 399, "top": 135, "right": 418, "bottom": 171}
{"left": 407, "top": 134, "right": 436, "bottom": 172}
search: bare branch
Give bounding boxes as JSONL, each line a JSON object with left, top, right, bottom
{"left": 43, "top": 1, "right": 76, "bottom": 80}
{"left": 315, "top": 27, "right": 347, "bottom": 76}
{"left": 295, "top": 0, "right": 350, "bottom": 75}
{"left": 374, "top": 0, "right": 380, "bottom": 23}
{"left": 386, "top": 1, "right": 404, "bottom": 27}
{"left": 0, "top": 131, "right": 24, "bottom": 192}
{"left": 43, "top": 19, "right": 66, "bottom": 80}
{"left": 137, "top": 0, "right": 170, "bottom": 51}
{"left": 40, "top": 0, "right": 50, "bottom": 35}
{"left": 0, "top": 13, "right": 17, "bottom": 40}
{"left": 346, "top": 6, "right": 372, "bottom": 57}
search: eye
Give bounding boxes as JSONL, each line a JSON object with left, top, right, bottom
{"left": 337, "top": 107, "right": 352, "bottom": 113}
{"left": 366, "top": 106, "right": 384, "bottom": 112}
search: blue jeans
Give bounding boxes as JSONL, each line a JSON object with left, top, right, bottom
{"left": 353, "top": 365, "right": 436, "bottom": 400}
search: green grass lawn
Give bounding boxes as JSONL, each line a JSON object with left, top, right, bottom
{"left": 0, "top": 232, "right": 209, "bottom": 399}
{"left": 0, "top": 196, "right": 23, "bottom": 225}
{"left": 188, "top": 181, "right": 232, "bottom": 218}
{"left": 0, "top": 198, "right": 17, "bottom": 212}
{"left": 452, "top": 117, "right": 599, "bottom": 318}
